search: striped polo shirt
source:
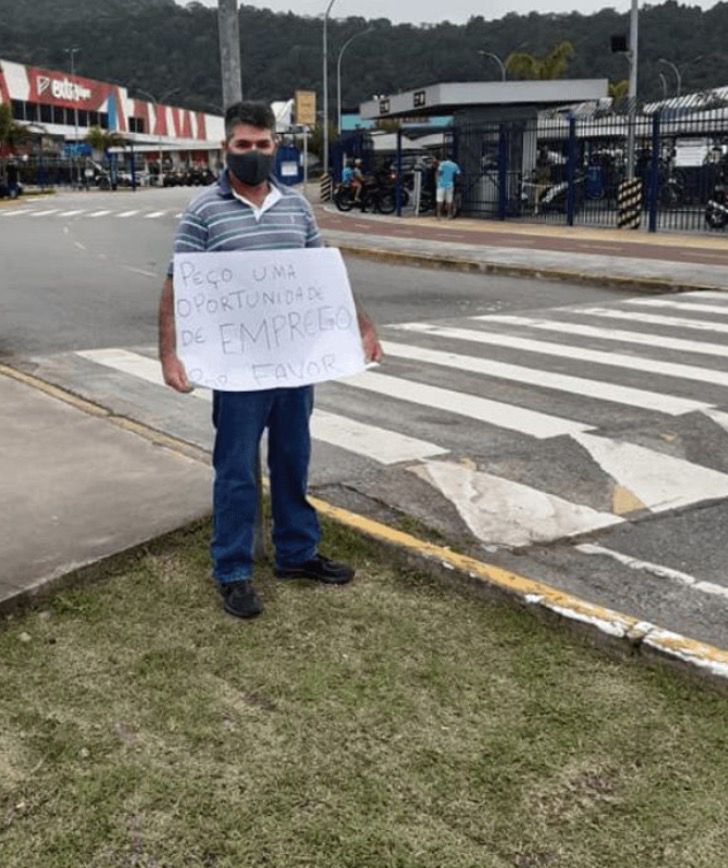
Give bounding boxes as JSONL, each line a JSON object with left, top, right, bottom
{"left": 167, "top": 169, "right": 322, "bottom": 276}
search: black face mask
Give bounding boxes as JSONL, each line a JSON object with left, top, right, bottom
{"left": 226, "top": 150, "right": 273, "bottom": 186}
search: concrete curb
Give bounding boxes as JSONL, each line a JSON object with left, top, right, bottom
{"left": 333, "top": 240, "right": 725, "bottom": 295}
{"left": 311, "top": 496, "right": 728, "bottom": 690}
{"left": 3, "top": 362, "right": 728, "bottom": 689}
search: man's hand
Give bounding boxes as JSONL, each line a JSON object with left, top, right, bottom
{"left": 161, "top": 352, "right": 193, "bottom": 393}
{"left": 359, "top": 316, "right": 383, "bottom": 364}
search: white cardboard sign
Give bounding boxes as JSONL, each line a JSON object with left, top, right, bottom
{"left": 173, "top": 248, "right": 365, "bottom": 391}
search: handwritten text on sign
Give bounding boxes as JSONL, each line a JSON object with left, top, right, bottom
{"left": 173, "top": 248, "right": 365, "bottom": 391}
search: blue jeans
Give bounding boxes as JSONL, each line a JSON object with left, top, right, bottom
{"left": 211, "top": 386, "right": 320, "bottom": 583}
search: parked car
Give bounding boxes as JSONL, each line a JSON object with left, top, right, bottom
{"left": 115, "top": 169, "right": 150, "bottom": 187}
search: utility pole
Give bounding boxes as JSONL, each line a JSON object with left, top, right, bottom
{"left": 626, "top": 0, "right": 639, "bottom": 179}
{"left": 322, "top": 0, "right": 337, "bottom": 176}
{"left": 64, "top": 47, "right": 81, "bottom": 188}
{"left": 217, "top": 0, "right": 243, "bottom": 110}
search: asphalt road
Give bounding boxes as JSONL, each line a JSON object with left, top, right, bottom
{"left": 5, "top": 187, "right": 728, "bottom": 652}
{"left": 2, "top": 186, "right": 622, "bottom": 356}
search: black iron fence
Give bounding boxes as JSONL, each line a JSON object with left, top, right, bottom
{"left": 451, "top": 109, "right": 728, "bottom": 234}
{"left": 332, "top": 109, "right": 728, "bottom": 233}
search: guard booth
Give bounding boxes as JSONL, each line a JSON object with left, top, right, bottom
{"left": 359, "top": 80, "right": 608, "bottom": 219}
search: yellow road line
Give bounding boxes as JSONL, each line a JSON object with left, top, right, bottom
{"left": 309, "top": 494, "right": 728, "bottom": 682}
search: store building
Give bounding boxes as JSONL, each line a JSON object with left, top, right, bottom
{"left": 0, "top": 57, "right": 225, "bottom": 183}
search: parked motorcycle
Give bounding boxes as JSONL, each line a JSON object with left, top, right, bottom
{"left": 334, "top": 177, "right": 397, "bottom": 214}
{"left": 705, "top": 182, "right": 728, "bottom": 229}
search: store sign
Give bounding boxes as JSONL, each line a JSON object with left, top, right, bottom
{"left": 413, "top": 90, "right": 427, "bottom": 108}
{"left": 295, "top": 90, "right": 316, "bottom": 126}
{"left": 37, "top": 75, "right": 92, "bottom": 103}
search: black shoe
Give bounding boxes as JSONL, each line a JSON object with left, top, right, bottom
{"left": 275, "top": 554, "right": 355, "bottom": 585}
{"left": 219, "top": 580, "right": 263, "bottom": 618}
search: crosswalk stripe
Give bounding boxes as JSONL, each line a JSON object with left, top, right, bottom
{"left": 381, "top": 340, "right": 708, "bottom": 416}
{"left": 704, "top": 409, "right": 728, "bottom": 434}
{"left": 310, "top": 410, "right": 448, "bottom": 464}
{"left": 57, "top": 209, "right": 85, "bottom": 217}
{"left": 682, "top": 290, "right": 728, "bottom": 301}
{"left": 573, "top": 431, "right": 728, "bottom": 512}
{"left": 75, "top": 349, "right": 448, "bottom": 466}
{"left": 175, "top": 212, "right": 184, "bottom": 218}
{"left": 71, "top": 342, "right": 728, "bottom": 525}
{"left": 575, "top": 543, "right": 728, "bottom": 602}
{"left": 116, "top": 210, "right": 140, "bottom": 218}
{"left": 0, "top": 209, "right": 34, "bottom": 216}
{"left": 626, "top": 298, "right": 728, "bottom": 316}
{"left": 474, "top": 314, "right": 728, "bottom": 359}
{"left": 341, "top": 370, "right": 591, "bottom": 439}
{"left": 29, "top": 209, "right": 60, "bottom": 216}
{"left": 389, "top": 323, "right": 728, "bottom": 389}
{"left": 144, "top": 210, "right": 167, "bottom": 218}
{"left": 86, "top": 210, "right": 112, "bottom": 217}
{"left": 411, "top": 460, "right": 622, "bottom": 546}
{"left": 575, "top": 307, "right": 728, "bottom": 335}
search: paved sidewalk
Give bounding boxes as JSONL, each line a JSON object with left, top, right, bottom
{"left": 0, "top": 370, "right": 211, "bottom": 611}
{"left": 315, "top": 205, "right": 728, "bottom": 292}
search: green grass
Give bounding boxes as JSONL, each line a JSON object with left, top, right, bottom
{"left": 2, "top": 518, "right": 728, "bottom": 867}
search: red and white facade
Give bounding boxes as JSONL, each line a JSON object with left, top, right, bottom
{"left": 0, "top": 57, "right": 224, "bottom": 163}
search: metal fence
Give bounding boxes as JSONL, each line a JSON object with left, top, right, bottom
{"left": 451, "top": 108, "right": 728, "bottom": 234}
{"left": 330, "top": 110, "right": 728, "bottom": 233}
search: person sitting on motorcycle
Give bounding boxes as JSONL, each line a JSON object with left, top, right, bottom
{"left": 351, "top": 158, "right": 365, "bottom": 207}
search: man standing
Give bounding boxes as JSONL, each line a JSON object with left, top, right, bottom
{"left": 159, "top": 101, "right": 382, "bottom": 619}
{"left": 436, "top": 154, "right": 461, "bottom": 220}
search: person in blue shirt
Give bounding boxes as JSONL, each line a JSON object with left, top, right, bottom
{"left": 341, "top": 158, "right": 364, "bottom": 206}
{"left": 436, "top": 155, "right": 461, "bottom": 219}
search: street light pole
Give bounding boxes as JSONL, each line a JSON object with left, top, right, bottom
{"left": 322, "top": 0, "right": 337, "bottom": 176}
{"left": 64, "top": 47, "right": 80, "bottom": 188}
{"left": 217, "top": 0, "right": 243, "bottom": 108}
{"left": 625, "top": 0, "right": 639, "bottom": 179}
{"left": 337, "top": 28, "right": 374, "bottom": 135}
{"left": 658, "top": 58, "right": 682, "bottom": 98}
{"left": 478, "top": 50, "right": 506, "bottom": 82}
{"left": 659, "top": 72, "right": 668, "bottom": 100}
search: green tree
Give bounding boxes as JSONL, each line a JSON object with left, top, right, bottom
{"left": 505, "top": 41, "right": 575, "bottom": 80}
{"left": 608, "top": 79, "right": 630, "bottom": 107}
{"left": 0, "top": 103, "right": 30, "bottom": 153}
{"left": 0, "top": 103, "right": 31, "bottom": 185}
{"left": 85, "top": 125, "right": 125, "bottom": 155}
{"left": 308, "top": 121, "right": 337, "bottom": 161}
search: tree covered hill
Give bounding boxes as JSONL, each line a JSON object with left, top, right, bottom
{"left": 0, "top": 0, "right": 724, "bottom": 113}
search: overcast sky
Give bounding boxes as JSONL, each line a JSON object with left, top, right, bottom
{"left": 192, "top": 0, "right": 721, "bottom": 24}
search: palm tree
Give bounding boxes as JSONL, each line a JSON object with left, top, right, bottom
{"left": 85, "top": 125, "right": 125, "bottom": 156}
{"left": 0, "top": 103, "right": 31, "bottom": 188}
{"left": 505, "top": 41, "right": 575, "bottom": 80}
{"left": 609, "top": 79, "right": 630, "bottom": 107}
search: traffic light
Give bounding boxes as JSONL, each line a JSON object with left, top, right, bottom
{"left": 610, "top": 34, "right": 628, "bottom": 53}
